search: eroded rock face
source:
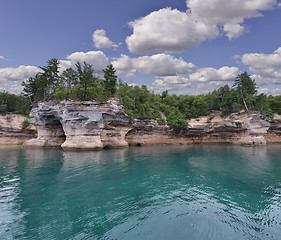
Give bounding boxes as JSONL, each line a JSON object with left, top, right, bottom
{"left": 264, "top": 121, "right": 281, "bottom": 143}
{"left": 125, "top": 111, "right": 271, "bottom": 146}
{"left": 23, "top": 99, "right": 131, "bottom": 149}
{"left": 23, "top": 100, "right": 275, "bottom": 149}
{"left": 0, "top": 113, "right": 36, "bottom": 145}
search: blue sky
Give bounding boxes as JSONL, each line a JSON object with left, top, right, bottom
{"left": 1, "top": 0, "right": 281, "bottom": 95}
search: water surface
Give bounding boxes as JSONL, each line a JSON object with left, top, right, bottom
{"left": 0, "top": 145, "right": 281, "bottom": 239}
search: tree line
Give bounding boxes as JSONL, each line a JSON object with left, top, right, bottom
{"left": 22, "top": 58, "right": 117, "bottom": 103}
{"left": 117, "top": 72, "right": 281, "bottom": 128}
{"left": 1, "top": 59, "right": 281, "bottom": 130}
{"left": 0, "top": 91, "right": 30, "bottom": 115}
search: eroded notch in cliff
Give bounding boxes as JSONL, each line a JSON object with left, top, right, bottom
{"left": 41, "top": 114, "right": 66, "bottom": 147}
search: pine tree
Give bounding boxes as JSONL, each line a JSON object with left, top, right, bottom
{"left": 233, "top": 72, "right": 257, "bottom": 112}
{"left": 103, "top": 64, "right": 117, "bottom": 96}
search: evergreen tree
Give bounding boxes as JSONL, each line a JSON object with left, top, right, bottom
{"left": 62, "top": 67, "right": 78, "bottom": 96}
{"left": 22, "top": 73, "right": 48, "bottom": 102}
{"left": 103, "top": 64, "right": 117, "bottom": 96}
{"left": 233, "top": 72, "right": 257, "bottom": 112}
{"left": 73, "top": 62, "right": 97, "bottom": 100}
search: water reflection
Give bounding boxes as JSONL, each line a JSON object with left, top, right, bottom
{"left": 0, "top": 145, "right": 280, "bottom": 239}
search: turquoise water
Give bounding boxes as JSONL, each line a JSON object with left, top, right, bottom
{"left": 0, "top": 145, "right": 281, "bottom": 240}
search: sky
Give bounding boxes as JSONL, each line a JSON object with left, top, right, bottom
{"left": 1, "top": 0, "right": 281, "bottom": 96}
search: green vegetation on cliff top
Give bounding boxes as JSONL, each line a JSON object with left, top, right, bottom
{"left": 1, "top": 59, "right": 281, "bottom": 128}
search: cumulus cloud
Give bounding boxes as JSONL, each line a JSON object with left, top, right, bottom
{"left": 126, "top": 8, "right": 218, "bottom": 54}
{"left": 0, "top": 65, "right": 41, "bottom": 94}
{"left": 0, "top": 56, "right": 5, "bottom": 60}
{"left": 223, "top": 23, "right": 245, "bottom": 40}
{"left": 112, "top": 53, "right": 196, "bottom": 78}
{"left": 242, "top": 47, "right": 281, "bottom": 84}
{"left": 151, "top": 65, "right": 241, "bottom": 94}
{"left": 152, "top": 75, "right": 191, "bottom": 93}
{"left": 59, "top": 51, "right": 109, "bottom": 74}
{"left": 189, "top": 66, "right": 241, "bottom": 82}
{"left": 126, "top": 1, "right": 278, "bottom": 54}
{"left": 0, "top": 65, "right": 41, "bottom": 82}
{"left": 92, "top": 29, "right": 118, "bottom": 49}
{"left": 258, "top": 87, "right": 270, "bottom": 94}
{"left": 271, "top": 88, "right": 281, "bottom": 95}
{"left": 242, "top": 47, "right": 281, "bottom": 69}
{"left": 187, "top": 0, "right": 277, "bottom": 39}
{"left": 111, "top": 54, "right": 137, "bottom": 79}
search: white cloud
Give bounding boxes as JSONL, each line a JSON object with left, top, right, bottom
{"left": 111, "top": 55, "right": 136, "bottom": 79}
{"left": 242, "top": 47, "right": 281, "bottom": 84}
{"left": 134, "top": 54, "right": 195, "bottom": 76}
{"left": 152, "top": 75, "right": 191, "bottom": 93}
{"left": 232, "top": 54, "right": 241, "bottom": 59}
{"left": 187, "top": 0, "right": 277, "bottom": 39}
{"left": 0, "top": 56, "right": 5, "bottom": 60}
{"left": 242, "top": 47, "right": 281, "bottom": 69}
{"left": 223, "top": 23, "right": 245, "bottom": 40}
{"left": 258, "top": 87, "right": 270, "bottom": 94}
{"left": 126, "top": 7, "right": 218, "bottom": 54}
{"left": 0, "top": 65, "right": 40, "bottom": 82}
{"left": 92, "top": 29, "right": 118, "bottom": 49}
{"left": 60, "top": 51, "right": 109, "bottom": 74}
{"left": 271, "top": 88, "right": 281, "bottom": 95}
{"left": 112, "top": 53, "right": 196, "bottom": 78}
{"left": 189, "top": 66, "right": 241, "bottom": 82}
{"left": 126, "top": 1, "right": 278, "bottom": 54}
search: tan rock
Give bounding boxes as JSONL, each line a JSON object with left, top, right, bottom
{"left": 23, "top": 98, "right": 132, "bottom": 149}
{"left": 0, "top": 113, "right": 36, "bottom": 145}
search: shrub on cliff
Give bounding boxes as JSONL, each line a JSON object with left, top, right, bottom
{"left": 21, "top": 119, "right": 29, "bottom": 129}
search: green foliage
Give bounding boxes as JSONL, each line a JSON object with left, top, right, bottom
{"left": 157, "top": 117, "right": 166, "bottom": 125}
{"left": 19, "top": 61, "right": 281, "bottom": 126}
{"left": 75, "top": 62, "right": 98, "bottom": 101}
{"left": 117, "top": 82, "right": 161, "bottom": 120}
{"left": 165, "top": 107, "right": 187, "bottom": 129}
{"left": 233, "top": 72, "right": 257, "bottom": 111}
{"left": 53, "top": 85, "right": 68, "bottom": 101}
{"left": 103, "top": 64, "right": 117, "bottom": 96}
{"left": 0, "top": 91, "right": 30, "bottom": 115}
{"left": 269, "top": 95, "right": 281, "bottom": 114}
{"left": 207, "top": 115, "right": 214, "bottom": 123}
{"left": 0, "top": 104, "right": 7, "bottom": 115}
{"left": 62, "top": 67, "right": 78, "bottom": 95}
{"left": 21, "top": 59, "right": 121, "bottom": 103}
{"left": 21, "top": 119, "right": 29, "bottom": 129}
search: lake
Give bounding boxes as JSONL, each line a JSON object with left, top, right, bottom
{"left": 0, "top": 145, "right": 281, "bottom": 240}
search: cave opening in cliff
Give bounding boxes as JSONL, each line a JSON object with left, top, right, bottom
{"left": 46, "top": 118, "right": 66, "bottom": 146}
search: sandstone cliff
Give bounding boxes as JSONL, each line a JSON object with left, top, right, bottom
{"left": 0, "top": 113, "right": 36, "bottom": 145}
{"left": 23, "top": 99, "right": 131, "bottom": 149}
{"left": 125, "top": 111, "right": 272, "bottom": 146}
{"left": 22, "top": 100, "right": 281, "bottom": 149}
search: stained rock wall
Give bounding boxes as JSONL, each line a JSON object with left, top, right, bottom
{"left": 23, "top": 100, "right": 279, "bottom": 149}
{"left": 23, "top": 99, "right": 131, "bottom": 149}
{"left": 125, "top": 111, "right": 271, "bottom": 146}
{"left": 0, "top": 113, "right": 36, "bottom": 145}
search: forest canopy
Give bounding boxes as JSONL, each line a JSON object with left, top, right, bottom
{"left": 2, "top": 59, "right": 281, "bottom": 129}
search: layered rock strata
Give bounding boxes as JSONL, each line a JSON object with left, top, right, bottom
{"left": 0, "top": 113, "right": 36, "bottom": 145}
{"left": 23, "top": 99, "right": 131, "bottom": 149}
{"left": 125, "top": 111, "right": 271, "bottom": 146}
{"left": 23, "top": 100, "right": 278, "bottom": 149}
